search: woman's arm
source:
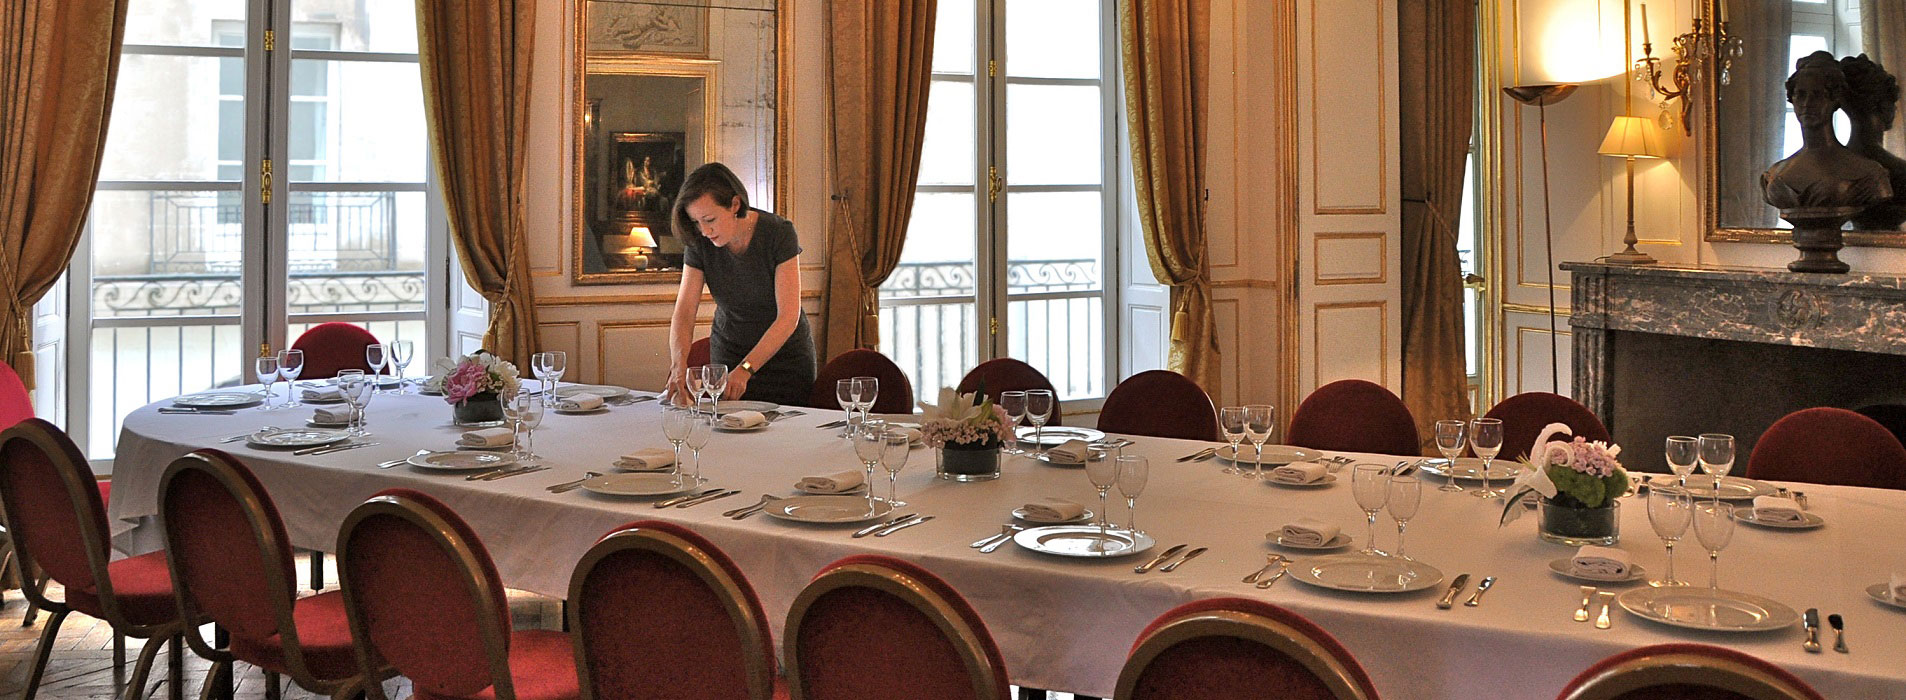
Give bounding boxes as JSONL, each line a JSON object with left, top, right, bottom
{"left": 724, "top": 255, "right": 803, "bottom": 399}
{"left": 665, "top": 265, "right": 706, "bottom": 405}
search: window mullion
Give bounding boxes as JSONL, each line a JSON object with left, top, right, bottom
{"left": 981, "top": 0, "right": 1009, "bottom": 360}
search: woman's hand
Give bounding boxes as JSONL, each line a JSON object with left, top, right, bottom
{"left": 723, "top": 369, "right": 751, "bottom": 400}
{"left": 664, "top": 366, "right": 691, "bottom": 406}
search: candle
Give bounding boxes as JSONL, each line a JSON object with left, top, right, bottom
{"left": 1640, "top": 3, "right": 1650, "bottom": 45}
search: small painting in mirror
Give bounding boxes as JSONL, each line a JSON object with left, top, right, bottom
{"left": 594, "top": 132, "right": 684, "bottom": 272}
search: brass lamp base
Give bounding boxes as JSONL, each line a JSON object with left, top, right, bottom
{"left": 1606, "top": 245, "right": 1656, "bottom": 265}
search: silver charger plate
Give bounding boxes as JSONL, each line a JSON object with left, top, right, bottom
{"left": 1617, "top": 586, "right": 1800, "bottom": 632}
{"left": 1546, "top": 557, "right": 1648, "bottom": 583}
{"left": 246, "top": 428, "right": 349, "bottom": 448}
{"left": 1016, "top": 426, "right": 1106, "bottom": 448}
{"left": 174, "top": 391, "right": 265, "bottom": 409}
{"left": 1290, "top": 554, "right": 1445, "bottom": 593}
{"left": 580, "top": 473, "right": 696, "bottom": 497}
{"left": 1268, "top": 532, "right": 1354, "bottom": 550}
{"left": 718, "top": 400, "right": 780, "bottom": 413}
{"left": 1013, "top": 525, "right": 1156, "bottom": 558}
{"left": 556, "top": 384, "right": 633, "bottom": 399}
{"left": 763, "top": 495, "right": 893, "bottom": 523}
{"left": 1864, "top": 583, "right": 1906, "bottom": 611}
{"left": 1731, "top": 509, "right": 1825, "bottom": 530}
{"left": 1419, "top": 457, "right": 1521, "bottom": 482}
{"left": 1214, "top": 444, "right": 1325, "bottom": 466}
{"left": 1011, "top": 506, "right": 1095, "bottom": 524}
{"left": 1649, "top": 474, "right": 1777, "bottom": 501}
{"left": 408, "top": 451, "right": 514, "bottom": 471}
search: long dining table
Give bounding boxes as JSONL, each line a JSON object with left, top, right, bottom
{"left": 107, "top": 387, "right": 1906, "bottom": 699}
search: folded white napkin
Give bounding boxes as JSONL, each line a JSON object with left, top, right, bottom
{"left": 1570, "top": 545, "right": 1632, "bottom": 579}
{"left": 302, "top": 386, "right": 342, "bottom": 402}
{"left": 1751, "top": 496, "right": 1805, "bottom": 523}
{"left": 557, "top": 393, "right": 604, "bottom": 411}
{"left": 798, "top": 469, "right": 865, "bottom": 494}
{"left": 897, "top": 426, "right": 924, "bottom": 444}
{"left": 720, "top": 410, "right": 767, "bottom": 429}
{"left": 312, "top": 406, "right": 352, "bottom": 424}
{"left": 457, "top": 427, "right": 514, "bottom": 448}
{"left": 614, "top": 448, "right": 675, "bottom": 471}
{"left": 1020, "top": 498, "right": 1085, "bottom": 522}
{"left": 1893, "top": 572, "right": 1906, "bottom": 603}
{"left": 1278, "top": 518, "right": 1340, "bottom": 547}
{"left": 1270, "top": 461, "right": 1329, "bottom": 484}
{"left": 1046, "top": 439, "right": 1089, "bottom": 464}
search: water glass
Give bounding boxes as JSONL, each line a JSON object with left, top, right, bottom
{"left": 1433, "top": 419, "right": 1467, "bottom": 493}
{"left": 1470, "top": 418, "right": 1505, "bottom": 499}
{"left": 1697, "top": 433, "right": 1735, "bottom": 494}
{"left": 388, "top": 340, "right": 414, "bottom": 393}
{"left": 255, "top": 355, "right": 281, "bottom": 410}
{"left": 999, "top": 391, "right": 1028, "bottom": 454}
{"left": 685, "top": 367, "right": 709, "bottom": 413}
{"left": 662, "top": 408, "right": 693, "bottom": 484}
{"left": 1387, "top": 475, "right": 1422, "bottom": 560}
{"left": 683, "top": 401, "right": 714, "bottom": 485}
{"left": 1026, "top": 390, "right": 1055, "bottom": 453}
{"left": 536, "top": 351, "right": 568, "bottom": 397}
{"left": 512, "top": 391, "right": 545, "bottom": 463}
{"left": 1218, "top": 407, "right": 1248, "bottom": 475}
{"left": 853, "top": 376, "right": 879, "bottom": 426}
{"left": 703, "top": 363, "right": 730, "bottom": 403}
{"left": 1083, "top": 447, "right": 1117, "bottom": 540}
{"left": 834, "top": 378, "right": 862, "bottom": 436}
{"left": 1692, "top": 501, "right": 1736, "bottom": 590}
{"left": 855, "top": 420, "right": 888, "bottom": 513}
{"left": 1352, "top": 464, "right": 1391, "bottom": 555}
{"left": 1244, "top": 405, "right": 1275, "bottom": 481}
{"left": 337, "top": 370, "right": 370, "bottom": 437}
{"left": 365, "top": 344, "right": 388, "bottom": 394}
{"left": 1116, "top": 455, "right": 1149, "bottom": 535}
{"left": 1646, "top": 489, "right": 1693, "bottom": 587}
{"left": 277, "top": 350, "right": 305, "bottom": 407}
{"left": 880, "top": 429, "right": 911, "bottom": 508}
{"left": 1664, "top": 435, "right": 1699, "bottom": 491}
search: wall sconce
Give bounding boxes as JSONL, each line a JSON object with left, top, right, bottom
{"left": 606, "top": 225, "right": 657, "bottom": 269}
{"left": 1632, "top": 1, "right": 1741, "bottom": 135}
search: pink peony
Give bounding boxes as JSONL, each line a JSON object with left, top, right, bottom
{"left": 442, "top": 362, "right": 489, "bottom": 404}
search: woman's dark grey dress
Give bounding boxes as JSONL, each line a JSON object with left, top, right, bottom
{"left": 682, "top": 209, "right": 817, "bottom": 405}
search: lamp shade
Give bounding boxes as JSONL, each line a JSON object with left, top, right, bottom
{"left": 1597, "top": 116, "right": 1666, "bottom": 158}
{"left": 626, "top": 225, "right": 658, "bottom": 248}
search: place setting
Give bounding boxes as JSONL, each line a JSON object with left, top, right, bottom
{"left": 1286, "top": 466, "right": 1444, "bottom": 594}
{"left": 1013, "top": 452, "right": 1159, "bottom": 559}
{"left": 755, "top": 422, "right": 918, "bottom": 527}
{"left": 1614, "top": 498, "right": 1801, "bottom": 634}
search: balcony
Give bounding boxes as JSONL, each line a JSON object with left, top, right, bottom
{"left": 878, "top": 259, "right": 1105, "bottom": 405}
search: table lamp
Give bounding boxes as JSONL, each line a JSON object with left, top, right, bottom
{"left": 1597, "top": 115, "right": 1667, "bottom": 264}
{"left": 607, "top": 225, "right": 658, "bottom": 268}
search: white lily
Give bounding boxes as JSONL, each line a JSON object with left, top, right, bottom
{"left": 1499, "top": 423, "right": 1572, "bottom": 527}
{"left": 918, "top": 387, "right": 982, "bottom": 423}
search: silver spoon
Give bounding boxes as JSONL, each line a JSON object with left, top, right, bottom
{"left": 1243, "top": 554, "right": 1283, "bottom": 583}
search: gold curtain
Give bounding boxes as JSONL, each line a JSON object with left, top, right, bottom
{"left": 1119, "top": 0, "right": 1219, "bottom": 401}
{"left": 1863, "top": 1, "right": 1906, "bottom": 155}
{"left": 0, "top": 0, "right": 129, "bottom": 390}
{"left": 415, "top": 0, "right": 541, "bottom": 366}
{"left": 821, "top": 0, "right": 937, "bottom": 361}
{"left": 1398, "top": 0, "right": 1474, "bottom": 450}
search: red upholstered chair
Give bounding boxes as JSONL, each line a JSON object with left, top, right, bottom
{"left": 0, "top": 360, "right": 113, "bottom": 643}
{"left": 290, "top": 322, "right": 380, "bottom": 379}
{"left": 1482, "top": 392, "right": 1611, "bottom": 462}
{"left": 957, "top": 358, "right": 1062, "bottom": 426}
{"left": 688, "top": 337, "right": 713, "bottom": 368}
{"left": 1746, "top": 407, "right": 1906, "bottom": 490}
{"left": 1116, "top": 598, "right": 1379, "bottom": 700}
{"left": 0, "top": 359, "right": 30, "bottom": 429}
{"left": 808, "top": 349, "right": 915, "bottom": 414}
{"left": 786, "top": 555, "right": 1009, "bottom": 700}
{"left": 0, "top": 418, "right": 184, "bottom": 700}
{"left": 1854, "top": 404, "right": 1906, "bottom": 458}
{"left": 569, "top": 520, "right": 778, "bottom": 699}
{"left": 1286, "top": 380, "right": 1419, "bottom": 456}
{"left": 1098, "top": 370, "right": 1218, "bottom": 442}
{"left": 337, "top": 488, "right": 578, "bottom": 700}
{"left": 159, "top": 450, "right": 384, "bottom": 697}
{"left": 1557, "top": 643, "right": 1823, "bottom": 700}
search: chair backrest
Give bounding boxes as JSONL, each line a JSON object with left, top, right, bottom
{"left": 1098, "top": 370, "right": 1218, "bottom": 442}
{"left": 957, "top": 358, "right": 1061, "bottom": 426}
{"left": 808, "top": 349, "right": 915, "bottom": 414}
{"left": 786, "top": 555, "right": 1009, "bottom": 700}
{"left": 1746, "top": 407, "right": 1906, "bottom": 490}
{"left": 1853, "top": 404, "right": 1906, "bottom": 458}
{"left": 338, "top": 488, "right": 514, "bottom": 699}
{"left": 569, "top": 520, "right": 777, "bottom": 700}
{"left": 1286, "top": 380, "right": 1419, "bottom": 455}
{"left": 688, "top": 337, "right": 712, "bottom": 368}
{"left": 0, "top": 359, "right": 32, "bottom": 429}
{"left": 290, "top": 322, "right": 380, "bottom": 379}
{"left": 1558, "top": 643, "right": 1824, "bottom": 700}
{"left": 0, "top": 419, "right": 112, "bottom": 601}
{"left": 1482, "top": 392, "right": 1611, "bottom": 462}
{"left": 1116, "top": 597, "right": 1379, "bottom": 700}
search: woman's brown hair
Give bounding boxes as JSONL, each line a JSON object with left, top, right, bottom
{"left": 672, "top": 162, "right": 750, "bottom": 234}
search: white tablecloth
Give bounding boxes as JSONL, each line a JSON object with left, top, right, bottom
{"left": 109, "top": 391, "right": 1906, "bottom": 698}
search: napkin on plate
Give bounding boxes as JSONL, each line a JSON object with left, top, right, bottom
{"left": 614, "top": 448, "right": 675, "bottom": 471}
{"left": 312, "top": 406, "right": 352, "bottom": 424}
{"left": 1269, "top": 461, "right": 1329, "bottom": 484}
{"left": 557, "top": 393, "right": 604, "bottom": 412}
{"left": 1570, "top": 545, "right": 1632, "bottom": 579}
{"left": 720, "top": 410, "right": 767, "bottom": 429}
{"left": 1277, "top": 518, "right": 1340, "bottom": 547}
{"left": 896, "top": 426, "right": 924, "bottom": 444}
{"left": 1046, "top": 439, "right": 1089, "bottom": 464}
{"left": 1751, "top": 496, "right": 1805, "bottom": 523}
{"left": 302, "top": 386, "right": 342, "bottom": 402}
{"left": 457, "top": 427, "right": 514, "bottom": 448}
{"left": 1020, "top": 498, "right": 1085, "bottom": 522}
{"left": 798, "top": 469, "right": 865, "bottom": 494}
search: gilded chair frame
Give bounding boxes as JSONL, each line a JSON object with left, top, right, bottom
{"left": 1112, "top": 609, "right": 1373, "bottom": 700}
{"left": 158, "top": 451, "right": 388, "bottom": 699}
{"left": 567, "top": 525, "right": 776, "bottom": 700}
{"left": 783, "top": 562, "right": 1007, "bottom": 700}
{"left": 1562, "top": 651, "right": 1821, "bottom": 700}
{"left": 0, "top": 418, "right": 185, "bottom": 700}
{"left": 336, "top": 493, "right": 518, "bottom": 700}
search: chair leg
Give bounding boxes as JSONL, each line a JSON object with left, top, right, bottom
{"left": 1016, "top": 689, "right": 1047, "bottom": 700}
{"left": 195, "top": 660, "right": 232, "bottom": 700}
{"left": 124, "top": 632, "right": 168, "bottom": 700}
{"left": 21, "top": 571, "right": 46, "bottom": 627}
{"left": 19, "top": 607, "right": 68, "bottom": 700}
{"left": 169, "top": 634, "right": 186, "bottom": 700}
{"left": 265, "top": 671, "right": 282, "bottom": 700}
{"left": 114, "top": 632, "right": 127, "bottom": 685}
{"left": 309, "top": 550, "right": 325, "bottom": 591}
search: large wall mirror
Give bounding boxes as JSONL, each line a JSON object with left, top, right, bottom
{"left": 574, "top": 0, "right": 785, "bottom": 284}
{"left": 1705, "top": 0, "right": 1906, "bottom": 248}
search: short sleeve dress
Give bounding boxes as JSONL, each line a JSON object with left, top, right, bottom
{"left": 681, "top": 209, "right": 817, "bottom": 405}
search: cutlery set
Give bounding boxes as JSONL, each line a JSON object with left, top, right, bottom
{"left": 1134, "top": 544, "right": 1207, "bottom": 574}
{"left": 293, "top": 441, "right": 379, "bottom": 456}
{"left": 1436, "top": 574, "right": 1500, "bottom": 610}
{"left": 159, "top": 406, "right": 238, "bottom": 415}
{"left": 465, "top": 465, "right": 549, "bottom": 481}
{"left": 815, "top": 420, "right": 849, "bottom": 430}
{"left": 851, "top": 513, "right": 934, "bottom": 538}
{"left": 654, "top": 489, "right": 739, "bottom": 509}
{"left": 724, "top": 495, "right": 780, "bottom": 518}
{"left": 1567, "top": 587, "right": 1617, "bottom": 629}
{"left": 1238, "top": 553, "right": 1291, "bottom": 589}
{"left": 1802, "top": 608, "right": 1849, "bottom": 653}
{"left": 1778, "top": 487, "right": 1810, "bottom": 510}
{"left": 970, "top": 525, "right": 1023, "bottom": 553}
{"left": 376, "top": 449, "right": 432, "bottom": 469}
{"left": 545, "top": 472, "right": 603, "bottom": 494}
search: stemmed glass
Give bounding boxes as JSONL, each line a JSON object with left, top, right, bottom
{"left": 1646, "top": 489, "right": 1693, "bottom": 587}
{"left": 684, "top": 367, "right": 709, "bottom": 415}
{"left": 255, "top": 355, "right": 281, "bottom": 410}
{"left": 1352, "top": 464, "right": 1391, "bottom": 556}
{"left": 1697, "top": 433, "right": 1735, "bottom": 500}
{"left": 682, "top": 401, "right": 714, "bottom": 486}
{"left": 662, "top": 408, "right": 692, "bottom": 486}
{"left": 1025, "top": 390, "right": 1055, "bottom": 454}
{"left": 854, "top": 419, "right": 888, "bottom": 515}
{"left": 365, "top": 344, "right": 388, "bottom": 395}
{"left": 1692, "top": 501, "right": 1736, "bottom": 590}
{"left": 1433, "top": 419, "right": 1467, "bottom": 493}
{"left": 1470, "top": 418, "right": 1505, "bottom": 499}
{"left": 337, "top": 370, "right": 371, "bottom": 437}
{"left": 999, "top": 391, "right": 1028, "bottom": 454}
{"left": 1218, "top": 407, "right": 1248, "bottom": 475}
{"left": 277, "top": 349, "right": 305, "bottom": 408}
{"left": 1116, "top": 455, "right": 1149, "bottom": 535}
{"left": 703, "top": 364, "right": 731, "bottom": 405}
{"left": 880, "top": 429, "right": 910, "bottom": 508}
{"left": 1083, "top": 447, "right": 1118, "bottom": 546}
{"left": 536, "top": 351, "right": 568, "bottom": 399}
{"left": 1664, "top": 435, "right": 1699, "bottom": 491}
{"left": 511, "top": 390, "right": 545, "bottom": 463}
{"left": 834, "top": 379, "right": 862, "bottom": 437}
{"left": 1387, "top": 475, "right": 1422, "bottom": 560}
{"left": 388, "top": 340, "right": 414, "bottom": 393}
{"left": 1244, "top": 405, "right": 1275, "bottom": 481}
{"left": 853, "top": 376, "right": 879, "bottom": 425}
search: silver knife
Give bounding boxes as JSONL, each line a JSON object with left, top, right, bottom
{"left": 875, "top": 515, "right": 935, "bottom": 536}
{"left": 980, "top": 530, "right": 1020, "bottom": 553}
{"left": 1160, "top": 547, "right": 1208, "bottom": 572}
{"left": 473, "top": 465, "right": 535, "bottom": 481}
{"left": 1176, "top": 447, "right": 1218, "bottom": 462}
{"left": 674, "top": 489, "right": 741, "bottom": 508}
{"left": 1437, "top": 573, "right": 1471, "bottom": 609}
{"left": 1464, "top": 576, "right": 1497, "bottom": 607}
{"left": 487, "top": 466, "right": 548, "bottom": 481}
{"left": 296, "top": 441, "right": 378, "bottom": 456}
{"left": 853, "top": 513, "right": 917, "bottom": 538}
{"left": 1134, "top": 544, "right": 1189, "bottom": 574}
{"left": 655, "top": 489, "right": 721, "bottom": 508}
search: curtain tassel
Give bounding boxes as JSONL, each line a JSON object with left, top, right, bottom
{"left": 1170, "top": 309, "right": 1189, "bottom": 342}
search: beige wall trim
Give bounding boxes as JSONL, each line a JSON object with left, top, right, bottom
{"left": 1211, "top": 278, "right": 1281, "bottom": 289}
{"left": 1311, "top": 231, "right": 1388, "bottom": 285}
{"left": 1500, "top": 301, "right": 1569, "bottom": 316}
{"left": 1311, "top": 300, "right": 1389, "bottom": 387}
{"left": 1308, "top": 0, "right": 1389, "bottom": 216}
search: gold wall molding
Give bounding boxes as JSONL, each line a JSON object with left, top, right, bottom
{"left": 1311, "top": 300, "right": 1389, "bottom": 387}
{"left": 1311, "top": 232, "right": 1388, "bottom": 285}
{"left": 1211, "top": 278, "right": 1280, "bottom": 290}
{"left": 1307, "top": 0, "right": 1389, "bottom": 216}
{"left": 1500, "top": 301, "right": 1570, "bottom": 316}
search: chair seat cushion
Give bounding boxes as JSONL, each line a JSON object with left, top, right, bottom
{"left": 65, "top": 550, "right": 177, "bottom": 627}
{"left": 230, "top": 590, "right": 358, "bottom": 682}
{"left": 413, "top": 629, "right": 579, "bottom": 700}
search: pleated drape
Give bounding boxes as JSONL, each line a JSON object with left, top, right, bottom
{"left": 415, "top": 0, "right": 541, "bottom": 366}
{"left": 0, "top": 0, "right": 129, "bottom": 390}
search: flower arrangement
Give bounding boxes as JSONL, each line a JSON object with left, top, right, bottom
{"left": 1500, "top": 423, "right": 1631, "bottom": 526}
{"left": 430, "top": 350, "right": 522, "bottom": 405}
{"left": 917, "top": 387, "right": 1012, "bottom": 449}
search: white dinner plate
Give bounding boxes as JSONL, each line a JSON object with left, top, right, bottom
{"left": 246, "top": 428, "right": 349, "bottom": 448}
{"left": 1418, "top": 457, "right": 1522, "bottom": 482}
{"left": 553, "top": 406, "right": 610, "bottom": 416}
{"left": 1011, "top": 506, "right": 1095, "bottom": 524}
{"left": 173, "top": 391, "right": 265, "bottom": 409}
{"left": 1290, "top": 554, "right": 1445, "bottom": 593}
{"left": 1546, "top": 557, "right": 1648, "bottom": 584}
{"left": 714, "top": 421, "right": 770, "bottom": 433}
{"left": 556, "top": 384, "right": 632, "bottom": 399}
{"left": 1013, "top": 525, "right": 1156, "bottom": 558}
{"left": 794, "top": 482, "right": 868, "bottom": 496}
{"left": 1214, "top": 445, "right": 1325, "bottom": 466}
{"left": 580, "top": 472, "right": 696, "bottom": 497}
{"left": 1649, "top": 474, "right": 1777, "bottom": 501}
{"left": 1731, "top": 509, "right": 1825, "bottom": 530}
{"left": 763, "top": 495, "right": 893, "bottom": 524}
{"left": 1617, "top": 586, "right": 1799, "bottom": 632}
{"left": 407, "top": 451, "right": 514, "bottom": 471}
{"left": 718, "top": 400, "right": 780, "bottom": 413}
{"left": 1265, "top": 473, "right": 1338, "bottom": 488}
{"left": 1268, "top": 532, "right": 1353, "bottom": 550}
{"left": 1864, "top": 583, "right": 1906, "bottom": 611}
{"left": 1016, "top": 426, "right": 1106, "bottom": 448}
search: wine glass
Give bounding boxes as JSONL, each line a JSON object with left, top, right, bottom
{"left": 999, "top": 391, "right": 1028, "bottom": 454}
{"left": 834, "top": 378, "right": 861, "bottom": 437}
{"left": 880, "top": 429, "right": 910, "bottom": 508}
{"left": 1470, "top": 418, "right": 1505, "bottom": 499}
{"left": 662, "top": 408, "right": 692, "bottom": 486}
{"left": 388, "top": 340, "right": 414, "bottom": 393}
{"left": 337, "top": 370, "right": 370, "bottom": 437}
{"left": 365, "top": 344, "right": 388, "bottom": 395}
{"left": 683, "top": 401, "right": 714, "bottom": 486}
{"left": 1244, "top": 404, "right": 1275, "bottom": 481}
{"left": 512, "top": 390, "right": 544, "bottom": 463}
{"left": 684, "top": 367, "right": 709, "bottom": 415}
{"left": 1697, "top": 433, "right": 1735, "bottom": 499}
{"left": 1664, "top": 435, "right": 1699, "bottom": 491}
{"left": 277, "top": 349, "right": 304, "bottom": 408}
{"left": 853, "top": 376, "right": 879, "bottom": 426}
{"left": 1387, "top": 475, "right": 1422, "bottom": 560}
{"left": 703, "top": 363, "right": 730, "bottom": 404}
{"left": 254, "top": 355, "right": 281, "bottom": 410}
{"left": 1115, "top": 455, "right": 1149, "bottom": 535}
{"left": 855, "top": 420, "right": 887, "bottom": 514}
{"left": 1647, "top": 489, "right": 1693, "bottom": 588}
{"left": 1083, "top": 447, "right": 1117, "bottom": 545}
{"left": 530, "top": 352, "right": 553, "bottom": 397}
{"left": 1433, "top": 419, "right": 1467, "bottom": 493}
{"left": 539, "top": 350, "right": 568, "bottom": 397}
{"left": 1218, "top": 407, "right": 1248, "bottom": 475}
{"left": 1352, "top": 464, "right": 1391, "bottom": 556}
{"left": 1026, "top": 390, "right": 1055, "bottom": 454}
{"left": 1692, "top": 501, "right": 1736, "bottom": 590}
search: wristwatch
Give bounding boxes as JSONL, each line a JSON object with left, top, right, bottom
{"left": 738, "top": 360, "right": 755, "bottom": 374}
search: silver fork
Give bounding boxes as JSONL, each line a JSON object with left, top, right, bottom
{"left": 1243, "top": 553, "right": 1284, "bottom": 583}
{"left": 379, "top": 449, "right": 432, "bottom": 469}
{"left": 1255, "top": 558, "right": 1292, "bottom": 589}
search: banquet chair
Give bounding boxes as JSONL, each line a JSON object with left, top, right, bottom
{"left": 1285, "top": 380, "right": 1419, "bottom": 456}
{"left": 1098, "top": 370, "right": 1219, "bottom": 442}
{"left": 1481, "top": 392, "right": 1611, "bottom": 462}
{"left": 1746, "top": 407, "right": 1906, "bottom": 490}
{"left": 688, "top": 337, "right": 713, "bottom": 368}
{"left": 568, "top": 520, "right": 779, "bottom": 699}
{"left": 957, "top": 358, "right": 1063, "bottom": 426}
{"left": 1557, "top": 643, "right": 1823, "bottom": 700}
{"left": 291, "top": 322, "right": 381, "bottom": 380}
{"left": 1854, "top": 404, "right": 1906, "bottom": 454}
{"left": 0, "top": 418, "right": 185, "bottom": 700}
{"left": 808, "top": 349, "right": 915, "bottom": 414}
{"left": 786, "top": 555, "right": 1010, "bottom": 700}
{"left": 1115, "top": 597, "right": 1379, "bottom": 700}
{"left": 0, "top": 359, "right": 113, "bottom": 654}
{"left": 337, "top": 488, "right": 578, "bottom": 700}
{"left": 159, "top": 449, "right": 385, "bottom": 699}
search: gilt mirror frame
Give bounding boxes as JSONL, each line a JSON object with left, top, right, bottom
{"left": 571, "top": 1, "right": 791, "bottom": 285}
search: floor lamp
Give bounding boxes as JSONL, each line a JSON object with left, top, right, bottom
{"left": 1502, "top": 84, "right": 1578, "bottom": 395}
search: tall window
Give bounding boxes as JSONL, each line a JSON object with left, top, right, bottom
{"left": 1783, "top": 0, "right": 1862, "bottom": 156}
{"left": 879, "top": 0, "right": 1119, "bottom": 404}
